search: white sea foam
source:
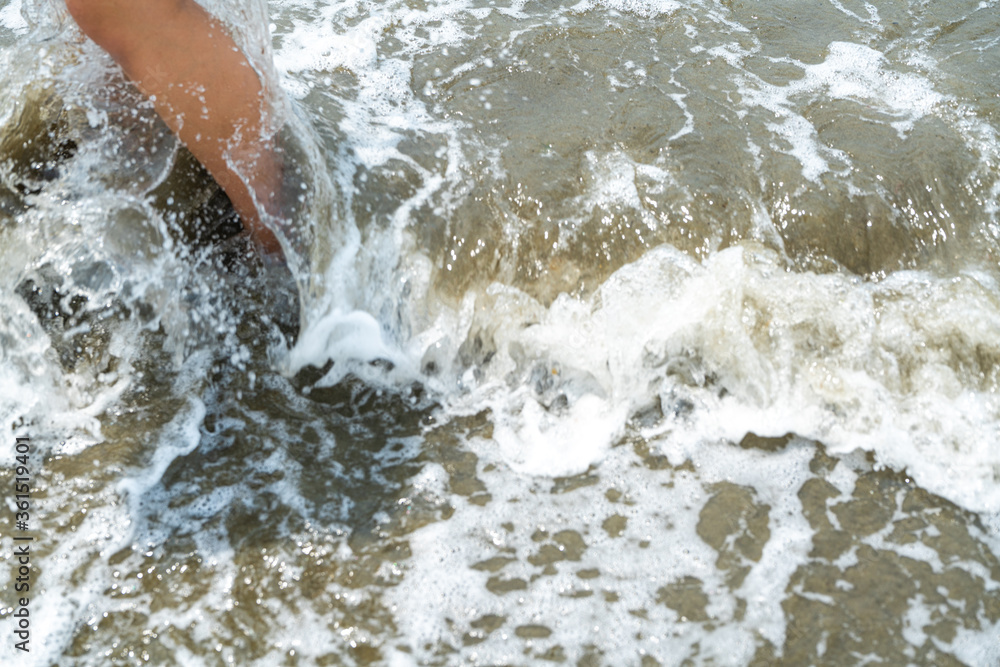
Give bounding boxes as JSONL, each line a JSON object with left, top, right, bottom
{"left": 226, "top": 4, "right": 1000, "bottom": 660}
{"left": 571, "top": 0, "right": 683, "bottom": 17}
{"left": 730, "top": 41, "right": 945, "bottom": 181}
{"left": 0, "top": 0, "right": 27, "bottom": 35}
{"left": 411, "top": 244, "right": 1000, "bottom": 515}
{"left": 385, "top": 439, "right": 819, "bottom": 663}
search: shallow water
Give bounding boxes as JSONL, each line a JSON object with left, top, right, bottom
{"left": 1, "top": 0, "right": 1000, "bottom": 664}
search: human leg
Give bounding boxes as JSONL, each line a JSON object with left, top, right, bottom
{"left": 65, "top": 0, "right": 284, "bottom": 256}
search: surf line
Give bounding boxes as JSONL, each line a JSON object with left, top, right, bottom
{"left": 11, "top": 435, "right": 33, "bottom": 653}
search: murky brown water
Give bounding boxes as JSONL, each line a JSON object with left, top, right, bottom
{"left": 1, "top": 0, "right": 999, "bottom": 664}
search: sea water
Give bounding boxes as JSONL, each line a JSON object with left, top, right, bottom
{"left": 1, "top": 0, "right": 999, "bottom": 664}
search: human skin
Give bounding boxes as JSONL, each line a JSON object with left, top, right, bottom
{"left": 64, "top": 0, "right": 284, "bottom": 257}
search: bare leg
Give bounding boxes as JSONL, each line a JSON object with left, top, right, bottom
{"left": 65, "top": 0, "right": 284, "bottom": 257}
